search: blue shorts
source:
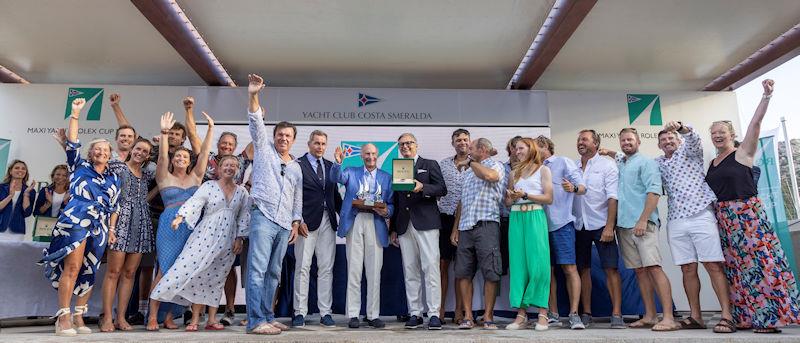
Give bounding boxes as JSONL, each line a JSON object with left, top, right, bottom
{"left": 549, "top": 222, "right": 576, "bottom": 265}
{"left": 575, "top": 226, "right": 619, "bottom": 270}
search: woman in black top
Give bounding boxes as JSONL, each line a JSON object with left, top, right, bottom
{"left": 706, "top": 79, "right": 799, "bottom": 334}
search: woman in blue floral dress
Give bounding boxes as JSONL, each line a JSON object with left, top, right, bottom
{"left": 40, "top": 98, "right": 122, "bottom": 336}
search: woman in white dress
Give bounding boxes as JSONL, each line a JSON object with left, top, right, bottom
{"left": 150, "top": 155, "right": 250, "bottom": 331}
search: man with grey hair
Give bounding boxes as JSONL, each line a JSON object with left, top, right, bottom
{"left": 292, "top": 130, "right": 343, "bottom": 328}
{"left": 391, "top": 133, "right": 447, "bottom": 330}
{"left": 450, "top": 137, "right": 505, "bottom": 330}
{"left": 332, "top": 142, "right": 394, "bottom": 329}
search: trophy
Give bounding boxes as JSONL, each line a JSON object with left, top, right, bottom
{"left": 352, "top": 175, "right": 387, "bottom": 210}
{"left": 392, "top": 158, "right": 415, "bottom": 191}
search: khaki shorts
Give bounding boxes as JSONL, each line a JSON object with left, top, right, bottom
{"left": 616, "top": 221, "right": 661, "bottom": 269}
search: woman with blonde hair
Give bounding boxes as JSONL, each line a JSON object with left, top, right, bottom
{"left": 705, "top": 79, "right": 800, "bottom": 333}
{"left": 40, "top": 98, "right": 122, "bottom": 336}
{"left": 504, "top": 137, "right": 553, "bottom": 331}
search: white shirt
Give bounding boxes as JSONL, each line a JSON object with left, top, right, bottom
{"left": 513, "top": 167, "right": 543, "bottom": 204}
{"left": 51, "top": 192, "right": 66, "bottom": 217}
{"left": 11, "top": 191, "right": 20, "bottom": 210}
{"left": 573, "top": 153, "right": 618, "bottom": 231}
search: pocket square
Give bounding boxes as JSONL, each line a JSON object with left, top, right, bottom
{"left": 418, "top": 169, "right": 428, "bottom": 173}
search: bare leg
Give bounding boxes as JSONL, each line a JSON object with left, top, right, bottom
{"left": 56, "top": 240, "right": 87, "bottom": 331}
{"left": 458, "top": 278, "right": 474, "bottom": 322}
{"left": 100, "top": 250, "right": 125, "bottom": 332}
{"left": 630, "top": 267, "right": 658, "bottom": 327}
{"left": 680, "top": 263, "right": 703, "bottom": 325}
{"left": 208, "top": 306, "right": 219, "bottom": 325}
{"left": 139, "top": 266, "right": 153, "bottom": 312}
{"left": 702, "top": 262, "right": 732, "bottom": 320}
{"left": 483, "top": 281, "right": 498, "bottom": 323}
{"left": 561, "top": 264, "right": 582, "bottom": 314}
{"left": 115, "top": 253, "right": 142, "bottom": 330}
{"left": 548, "top": 269, "right": 558, "bottom": 315}
{"left": 439, "top": 259, "right": 449, "bottom": 319}
{"left": 579, "top": 267, "right": 592, "bottom": 315}
{"left": 74, "top": 289, "right": 92, "bottom": 328}
{"left": 224, "top": 267, "right": 237, "bottom": 315}
{"left": 605, "top": 268, "right": 623, "bottom": 316}
{"left": 190, "top": 304, "right": 202, "bottom": 326}
{"left": 647, "top": 266, "right": 677, "bottom": 329}
{"left": 146, "top": 269, "right": 164, "bottom": 330}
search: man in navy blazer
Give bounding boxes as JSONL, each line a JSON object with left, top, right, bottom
{"left": 292, "top": 130, "right": 343, "bottom": 328}
{"left": 330, "top": 143, "right": 394, "bottom": 329}
{"left": 390, "top": 133, "right": 447, "bottom": 330}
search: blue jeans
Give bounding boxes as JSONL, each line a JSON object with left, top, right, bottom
{"left": 245, "top": 209, "right": 290, "bottom": 331}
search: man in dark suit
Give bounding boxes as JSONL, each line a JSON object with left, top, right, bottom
{"left": 291, "top": 130, "right": 342, "bottom": 328}
{"left": 390, "top": 133, "right": 447, "bottom": 330}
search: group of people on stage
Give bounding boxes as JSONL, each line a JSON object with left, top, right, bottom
{"left": 2, "top": 75, "right": 797, "bottom": 336}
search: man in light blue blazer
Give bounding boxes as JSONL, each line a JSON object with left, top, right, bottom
{"left": 329, "top": 143, "right": 394, "bottom": 329}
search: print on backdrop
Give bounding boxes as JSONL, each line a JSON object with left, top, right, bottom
{"left": 756, "top": 130, "right": 798, "bottom": 276}
{"left": 64, "top": 88, "right": 103, "bottom": 121}
{"left": 340, "top": 141, "right": 399, "bottom": 172}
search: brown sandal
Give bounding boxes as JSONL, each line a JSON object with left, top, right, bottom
{"left": 713, "top": 318, "right": 736, "bottom": 333}
{"left": 680, "top": 317, "right": 706, "bottom": 329}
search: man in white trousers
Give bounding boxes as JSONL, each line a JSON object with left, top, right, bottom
{"left": 390, "top": 133, "right": 448, "bottom": 330}
{"left": 292, "top": 130, "right": 343, "bottom": 328}
{"left": 331, "top": 143, "right": 394, "bottom": 329}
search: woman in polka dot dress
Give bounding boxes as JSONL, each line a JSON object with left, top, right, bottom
{"left": 150, "top": 155, "right": 251, "bottom": 331}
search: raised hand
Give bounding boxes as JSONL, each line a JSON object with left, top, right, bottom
{"left": 598, "top": 148, "right": 613, "bottom": 157}
{"left": 762, "top": 79, "right": 774, "bottom": 96}
{"left": 8, "top": 179, "right": 20, "bottom": 193}
{"left": 248, "top": 74, "right": 265, "bottom": 95}
{"left": 63, "top": 192, "right": 71, "bottom": 204}
{"left": 664, "top": 121, "right": 681, "bottom": 132}
{"left": 201, "top": 111, "right": 214, "bottom": 128}
{"left": 334, "top": 146, "right": 344, "bottom": 164}
{"left": 160, "top": 112, "right": 175, "bottom": 131}
{"left": 26, "top": 179, "right": 36, "bottom": 192}
{"left": 109, "top": 93, "right": 121, "bottom": 105}
{"left": 45, "top": 188, "right": 53, "bottom": 203}
{"left": 53, "top": 128, "right": 67, "bottom": 147}
{"left": 71, "top": 98, "right": 86, "bottom": 115}
{"left": 183, "top": 96, "right": 195, "bottom": 110}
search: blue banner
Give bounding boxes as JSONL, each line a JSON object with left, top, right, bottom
{"left": 757, "top": 134, "right": 798, "bottom": 275}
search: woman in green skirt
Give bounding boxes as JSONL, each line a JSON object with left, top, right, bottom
{"left": 505, "top": 137, "right": 553, "bottom": 331}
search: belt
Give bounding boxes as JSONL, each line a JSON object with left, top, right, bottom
{"left": 357, "top": 209, "right": 375, "bottom": 214}
{"left": 511, "top": 203, "right": 543, "bottom": 212}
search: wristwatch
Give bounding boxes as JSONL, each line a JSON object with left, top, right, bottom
{"left": 522, "top": 193, "right": 529, "bottom": 200}
{"left": 571, "top": 182, "right": 579, "bottom": 193}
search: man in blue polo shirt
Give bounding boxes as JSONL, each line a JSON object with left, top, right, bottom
{"left": 600, "top": 128, "right": 679, "bottom": 332}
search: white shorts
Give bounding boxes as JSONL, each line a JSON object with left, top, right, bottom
{"left": 666, "top": 206, "right": 724, "bottom": 265}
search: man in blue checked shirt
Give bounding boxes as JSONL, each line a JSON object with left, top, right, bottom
{"left": 450, "top": 138, "right": 505, "bottom": 330}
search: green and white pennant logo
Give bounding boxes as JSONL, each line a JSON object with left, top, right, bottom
{"left": 64, "top": 88, "right": 104, "bottom": 121}
{"left": 627, "top": 94, "right": 662, "bottom": 126}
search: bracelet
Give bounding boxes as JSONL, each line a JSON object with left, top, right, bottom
{"left": 160, "top": 129, "right": 170, "bottom": 134}
{"left": 763, "top": 94, "right": 772, "bottom": 99}
{"left": 108, "top": 227, "right": 116, "bottom": 231}
{"left": 69, "top": 115, "right": 79, "bottom": 120}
